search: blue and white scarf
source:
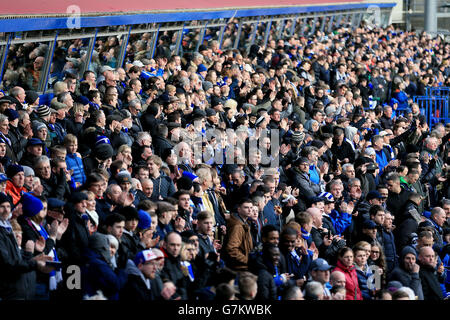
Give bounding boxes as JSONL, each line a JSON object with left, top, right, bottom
{"left": 28, "top": 219, "right": 63, "bottom": 290}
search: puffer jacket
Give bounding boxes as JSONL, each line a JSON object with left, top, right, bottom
{"left": 333, "top": 259, "right": 363, "bottom": 300}
{"left": 355, "top": 263, "right": 374, "bottom": 300}
{"left": 223, "top": 214, "right": 253, "bottom": 270}
{"left": 66, "top": 152, "right": 86, "bottom": 187}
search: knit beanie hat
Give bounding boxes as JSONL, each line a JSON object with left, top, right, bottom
{"left": 202, "top": 81, "right": 213, "bottom": 92}
{"left": 21, "top": 193, "right": 44, "bottom": 218}
{"left": 0, "top": 192, "right": 11, "bottom": 205}
{"left": 94, "top": 143, "right": 114, "bottom": 161}
{"left": 32, "top": 120, "right": 47, "bottom": 134}
{"left": 22, "top": 166, "right": 35, "bottom": 177}
{"left": 137, "top": 210, "right": 152, "bottom": 230}
{"left": 37, "top": 105, "right": 51, "bottom": 118}
{"left": 25, "top": 90, "right": 39, "bottom": 105}
{"left": 3, "top": 108, "right": 19, "bottom": 122}
{"left": 6, "top": 164, "right": 24, "bottom": 179}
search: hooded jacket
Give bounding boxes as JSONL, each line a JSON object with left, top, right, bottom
{"left": 81, "top": 233, "right": 128, "bottom": 300}
{"left": 333, "top": 259, "right": 363, "bottom": 300}
{"left": 388, "top": 246, "right": 424, "bottom": 300}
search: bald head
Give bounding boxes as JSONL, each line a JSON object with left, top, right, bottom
{"left": 330, "top": 271, "right": 346, "bottom": 287}
{"left": 418, "top": 246, "right": 436, "bottom": 268}
{"left": 141, "top": 178, "right": 154, "bottom": 197}
{"left": 306, "top": 207, "right": 322, "bottom": 228}
{"left": 164, "top": 232, "right": 182, "bottom": 257}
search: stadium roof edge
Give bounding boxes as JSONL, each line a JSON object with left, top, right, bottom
{"left": 0, "top": 2, "right": 396, "bottom": 33}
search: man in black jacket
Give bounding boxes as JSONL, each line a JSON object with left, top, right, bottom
{"left": 0, "top": 193, "right": 54, "bottom": 300}
{"left": 121, "top": 249, "right": 161, "bottom": 301}
{"left": 418, "top": 246, "right": 444, "bottom": 300}
{"left": 160, "top": 232, "right": 188, "bottom": 299}
{"left": 394, "top": 192, "right": 423, "bottom": 252}
{"left": 385, "top": 172, "right": 411, "bottom": 218}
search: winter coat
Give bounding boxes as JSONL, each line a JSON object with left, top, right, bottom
{"left": 287, "top": 167, "right": 320, "bottom": 201}
{"left": 152, "top": 135, "right": 174, "bottom": 158}
{"left": 0, "top": 220, "right": 38, "bottom": 300}
{"left": 120, "top": 260, "right": 155, "bottom": 301}
{"left": 81, "top": 248, "right": 128, "bottom": 300}
{"left": 256, "top": 267, "right": 278, "bottom": 301}
{"left": 394, "top": 201, "right": 420, "bottom": 252}
{"left": 58, "top": 204, "right": 90, "bottom": 266}
{"left": 8, "top": 125, "right": 27, "bottom": 161}
{"left": 386, "top": 188, "right": 411, "bottom": 218}
{"left": 150, "top": 172, "right": 176, "bottom": 200}
{"left": 333, "top": 259, "right": 362, "bottom": 300}
{"left": 66, "top": 152, "right": 86, "bottom": 187}
{"left": 355, "top": 264, "right": 374, "bottom": 300}
{"left": 388, "top": 246, "right": 424, "bottom": 300}
{"left": 160, "top": 249, "right": 188, "bottom": 299}
{"left": 330, "top": 140, "right": 356, "bottom": 163}
{"left": 40, "top": 173, "right": 71, "bottom": 200}
{"left": 381, "top": 228, "right": 398, "bottom": 274}
{"left": 223, "top": 214, "right": 253, "bottom": 270}
{"left": 281, "top": 247, "right": 312, "bottom": 281}
{"left": 419, "top": 263, "right": 444, "bottom": 300}
{"left": 18, "top": 217, "right": 57, "bottom": 285}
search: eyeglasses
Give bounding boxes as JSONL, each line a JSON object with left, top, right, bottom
{"left": 371, "top": 250, "right": 380, "bottom": 254}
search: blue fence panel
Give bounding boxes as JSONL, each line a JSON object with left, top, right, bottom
{"left": 426, "top": 87, "right": 450, "bottom": 97}
{"left": 413, "top": 96, "right": 449, "bottom": 128}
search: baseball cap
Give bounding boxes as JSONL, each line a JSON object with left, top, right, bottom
{"left": 134, "top": 249, "right": 161, "bottom": 265}
{"left": 366, "top": 190, "right": 383, "bottom": 201}
{"left": 310, "top": 258, "right": 332, "bottom": 271}
{"left": 116, "top": 171, "right": 132, "bottom": 184}
{"left": 26, "top": 138, "right": 45, "bottom": 147}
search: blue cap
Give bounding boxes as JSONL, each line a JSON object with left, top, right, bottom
{"left": 0, "top": 174, "right": 8, "bottom": 183}
{"left": 362, "top": 219, "right": 378, "bottom": 229}
{"left": 310, "top": 258, "right": 332, "bottom": 271}
{"left": 47, "top": 197, "right": 66, "bottom": 209}
{"left": 26, "top": 138, "right": 45, "bottom": 147}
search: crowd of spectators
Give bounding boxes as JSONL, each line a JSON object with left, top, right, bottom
{"left": 0, "top": 19, "right": 449, "bottom": 301}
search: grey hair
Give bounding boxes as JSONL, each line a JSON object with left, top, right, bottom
{"left": 34, "top": 155, "right": 50, "bottom": 167}
{"left": 128, "top": 99, "right": 141, "bottom": 109}
{"left": 304, "top": 281, "right": 324, "bottom": 300}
